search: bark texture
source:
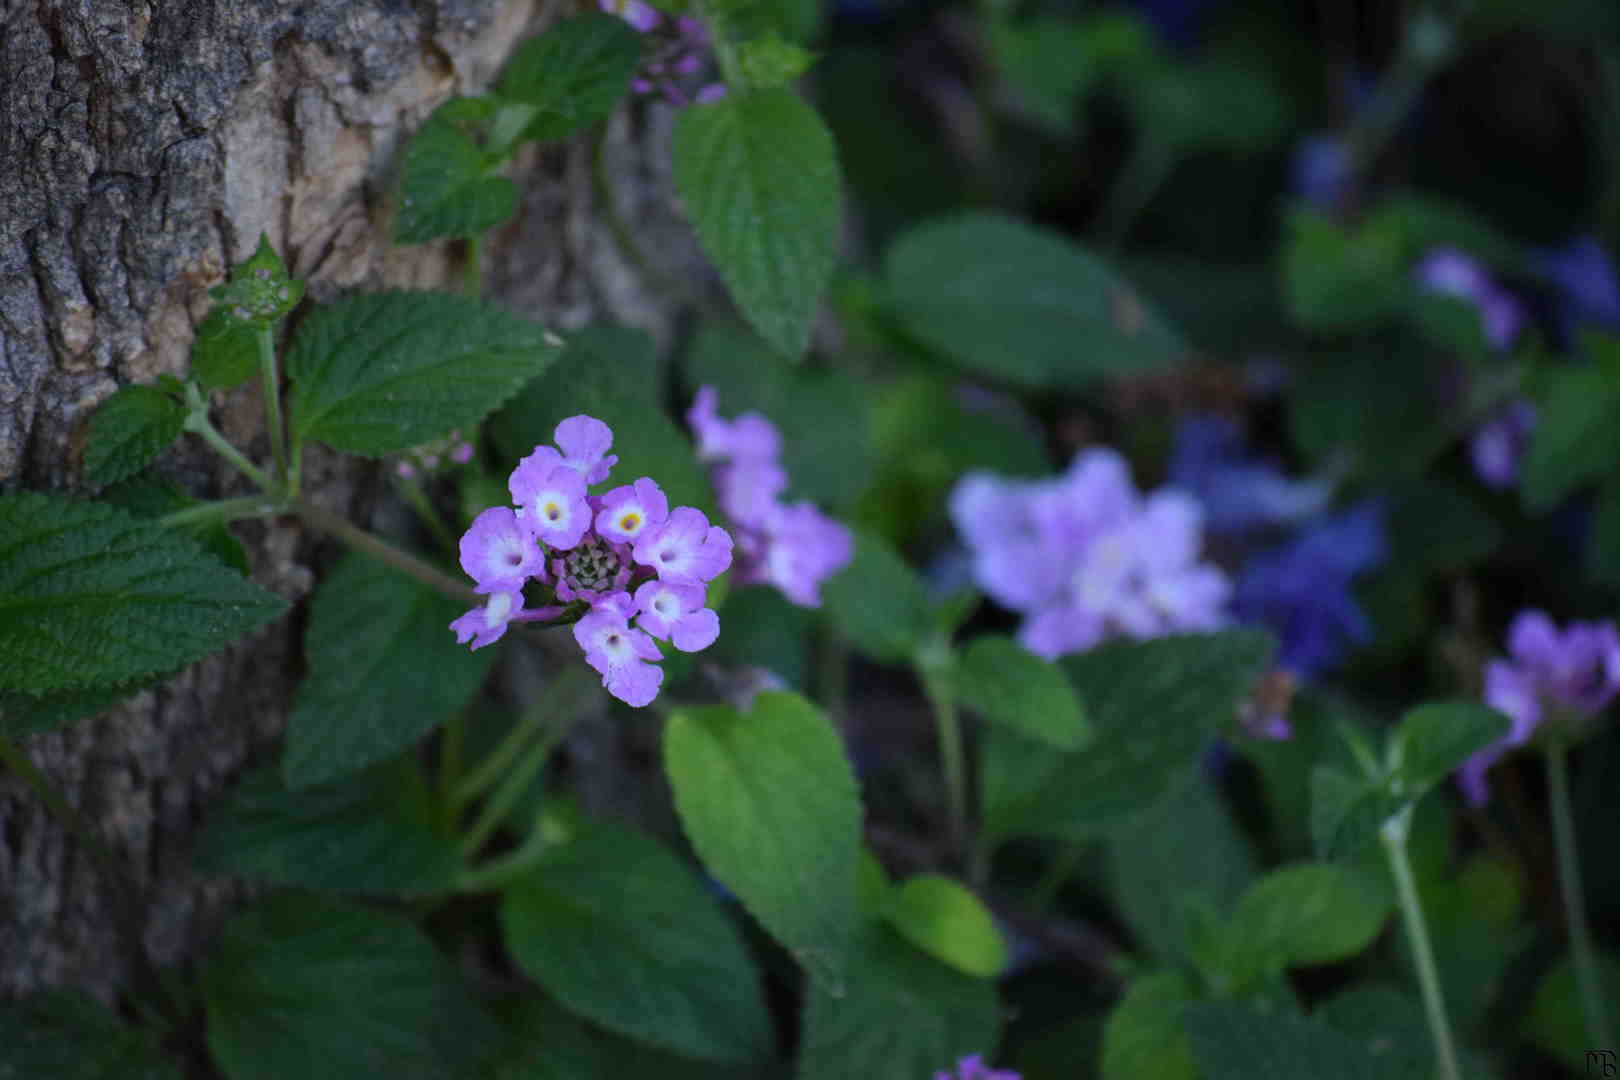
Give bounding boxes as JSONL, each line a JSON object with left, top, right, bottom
{"left": 0, "top": 0, "right": 698, "bottom": 1001}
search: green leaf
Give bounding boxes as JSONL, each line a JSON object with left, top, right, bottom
{"left": 1309, "top": 765, "right": 1402, "bottom": 860}
{"left": 82, "top": 385, "right": 186, "bottom": 489}
{"left": 489, "top": 325, "right": 712, "bottom": 512}
{"left": 395, "top": 102, "right": 520, "bottom": 243}
{"left": 498, "top": 13, "right": 644, "bottom": 143}
{"left": 1387, "top": 701, "right": 1510, "bottom": 800}
{"left": 282, "top": 552, "right": 496, "bottom": 788}
{"left": 1099, "top": 972, "right": 1198, "bottom": 1080}
{"left": 955, "top": 634, "right": 1090, "bottom": 750}
{"left": 981, "top": 630, "right": 1274, "bottom": 843}
{"left": 1280, "top": 209, "right": 1408, "bottom": 333}
{"left": 191, "top": 304, "right": 261, "bottom": 390}
{"left": 0, "top": 683, "right": 146, "bottom": 736}
{"left": 795, "top": 925, "right": 1001, "bottom": 1080}
{"left": 101, "top": 471, "right": 251, "bottom": 575}
{"left": 1526, "top": 950, "right": 1620, "bottom": 1073}
{"left": 883, "top": 212, "right": 1185, "bottom": 388}
{"left": 0, "top": 493, "right": 286, "bottom": 698}
{"left": 1223, "top": 862, "right": 1390, "bottom": 978}
{"left": 673, "top": 87, "right": 841, "bottom": 357}
{"left": 883, "top": 874, "right": 1006, "bottom": 978}
{"left": 193, "top": 758, "right": 459, "bottom": 896}
{"left": 1313, "top": 985, "right": 1430, "bottom": 1080}
{"left": 738, "top": 34, "right": 815, "bottom": 87}
{"left": 209, "top": 233, "right": 304, "bottom": 328}
{"left": 203, "top": 893, "right": 497, "bottom": 1080}
{"left": 856, "top": 847, "right": 892, "bottom": 916}
{"left": 707, "top": 585, "right": 812, "bottom": 690}
{"left": 1522, "top": 365, "right": 1620, "bottom": 509}
{"left": 1129, "top": 62, "right": 1290, "bottom": 152}
{"left": 664, "top": 691, "right": 861, "bottom": 989}
{"left": 286, "top": 290, "right": 561, "bottom": 457}
{"left": 820, "top": 529, "right": 933, "bottom": 664}
{"left": 499, "top": 820, "right": 774, "bottom": 1063}
{"left": 0, "top": 991, "right": 182, "bottom": 1079}
{"left": 990, "top": 17, "right": 1102, "bottom": 136}
{"left": 482, "top": 993, "right": 606, "bottom": 1080}
{"left": 1183, "top": 1001, "right": 1386, "bottom": 1080}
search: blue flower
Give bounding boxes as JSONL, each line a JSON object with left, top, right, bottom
{"left": 1168, "top": 415, "right": 1331, "bottom": 537}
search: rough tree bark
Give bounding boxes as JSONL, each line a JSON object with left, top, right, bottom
{"left": 0, "top": 0, "right": 699, "bottom": 1002}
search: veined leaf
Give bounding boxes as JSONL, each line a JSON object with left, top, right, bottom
{"left": 82, "top": 385, "right": 186, "bottom": 489}
{"left": 498, "top": 13, "right": 644, "bottom": 143}
{"left": 395, "top": 102, "right": 520, "bottom": 243}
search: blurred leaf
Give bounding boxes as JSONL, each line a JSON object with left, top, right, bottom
{"left": 664, "top": 692, "right": 861, "bottom": 989}
{"left": 1223, "top": 862, "right": 1391, "bottom": 979}
{"left": 738, "top": 34, "right": 813, "bottom": 87}
{"left": 1387, "top": 701, "right": 1510, "bottom": 800}
{"left": 500, "top": 821, "right": 774, "bottom": 1063}
{"left": 856, "top": 848, "right": 891, "bottom": 916}
{"left": 191, "top": 305, "right": 260, "bottom": 390}
{"left": 83, "top": 384, "right": 186, "bottom": 489}
{"left": 481, "top": 994, "right": 605, "bottom": 1080}
{"left": 1408, "top": 293, "right": 1489, "bottom": 359}
{"left": 1130, "top": 62, "right": 1291, "bottom": 152}
{"left": 821, "top": 529, "right": 934, "bottom": 664}
{"left": 883, "top": 874, "right": 1007, "bottom": 978}
{"left": 1309, "top": 766, "right": 1403, "bottom": 861}
{"left": 1184, "top": 1001, "right": 1385, "bottom": 1080}
{"left": 498, "top": 13, "right": 644, "bottom": 143}
{"left": 0, "top": 991, "right": 181, "bottom": 1079}
{"left": 991, "top": 17, "right": 1101, "bottom": 136}
{"left": 395, "top": 101, "right": 520, "bottom": 243}
{"left": 955, "top": 634, "right": 1090, "bottom": 750}
{"left": 1522, "top": 365, "right": 1620, "bottom": 509}
{"left": 203, "top": 893, "right": 496, "bottom": 1080}
{"left": 884, "top": 213, "right": 1185, "bottom": 387}
{"left": 1288, "top": 341, "right": 1433, "bottom": 477}
{"left": 1099, "top": 972, "right": 1198, "bottom": 1080}
{"left": 1281, "top": 209, "right": 1408, "bottom": 333}
{"left": 1385, "top": 479, "right": 1503, "bottom": 573}
{"left": 707, "top": 585, "right": 812, "bottom": 689}
{"left": 1526, "top": 951, "right": 1620, "bottom": 1073}
{"left": 795, "top": 925, "right": 1001, "bottom": 1080}
{"left": 1313, "top": 985, "right": 1429, "bottom": 1080}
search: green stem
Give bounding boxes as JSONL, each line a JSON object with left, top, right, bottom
{"left": 463, "top": 233, "right": 483, "bottom": 299}
{"left": 919, "top": 664, "right": 968, "bottom": 861}
{"left": 157, "top": 495, "right": 284, "bottom": 529}
{"left": 394, "top": 475, "right": 458, "bottom": 555}
{"left": 288, "top": 434, "right": 304, "bottom": 499}
{"left": 1381, "top": 809, "right": 1461, "bottom": 1080}
{"left": 256, "top": 325, "right": 288, "bottom": 491}
{"left": 694, "top": 0, "right": 744, "bottom": 91}
{"left": 1547, "top": 742, "right": 1613, "bottom": 1048}
{"left": 1094, "top": 136, "right": 1174, "bottom": 251}
{"left": 439, "top": 710, "right": 464, "bottom": 829}
{"left": 452, "top": 698, "right": 552, "bottom": 812}
{"left": 1341, "top": 8, "right": 1454, "bottom": 193}
{"left": 292, "top": 499, "right": 478, "bottom": 603}
{"left": 183, "top": 408, "right": 273, "bottom": 492}
{"left": 454, "top": 820, "right": 553, "bottom": 893}
{"left": 457, "top": 722, "right": 566, "bottom": 860}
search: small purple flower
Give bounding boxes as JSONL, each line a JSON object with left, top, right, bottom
{"left": 574, "top": 606, "right": 664, "bottom": 707}
{"left": 521, "top": 415, "right": 618, "bottom": 485}
{"left": 1168, "top": 415, "right": 1331, "bottom": 536}
{"left": 1414, "top": 248, "right": 1525, "bottom": 351}
{"left": 1537, "top": 235, "right": 1620, "bottom": 333}
{"left": 458, "top": 506, "right": 544, "bottom": 593}
{"left": 600, "top": 0, "right": 661, "bottom": 31}
{"left": 1292, "top": 133, "right": 1351, "bottom": 211}
{"left": 1469, "top": 400, "right": 1537, "bottom": 489}
{"left": 1458, "top": 610, "right": 1620, "bottom": 805}
{"left": 595, "top": 476, "right": 669, "bottom": 545}
{"left": 633, "top": 580, "right": 720, "bottom": 651}
{"left": 450, "top": 590, "right": 524, "bottom": 651}
{"left": 688, "top": 386, "right": 781, "bottom": 464}
{"left": 739, "top": 501, "right": 856, "bottom": 607}
{"left": 935, "top": 1055, "right": 1020, "bottom": 1080}
{"left": 633, "top": 506, "right": 733, "bottom": 583}
{"left": 715, "top": 459, "right": 788, "bottom": 526}
{"left": 509, "top": 458, "right": 591, "bottom": 551}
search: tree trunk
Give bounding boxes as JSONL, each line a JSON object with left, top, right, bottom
{"left": 0, "top": 0, "right": 695, "bottom": 1001}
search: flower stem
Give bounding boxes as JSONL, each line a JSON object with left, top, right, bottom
{"left": 1547, "top": 741, "right": 1614, "bottom": 1048}
{"left": 919, "top": 663, "right": 968, "bottom": 861}
{"left": 1381, "top": 808, "right": 1461, "bottom": 1080}
{"left": 183, "top": 403, "right": 272, "bottom": 492}
{"left": 454, "top": 818, "right": 553, "bottom": 893}
{"left": 452, "top": 697, "right": 552, "bottom": 813}
{"left": 457, "top": 721, "right": 567, "bottom": 860}
{"left": 292, "top": 498, "right": 478, "bottom": 604}
{"left": 157, "top": 495, "right": 283, "bottom": 529}
{"left": 256, "top": 325, "right": 289, "bottom": 490}
{"left": 393, "top": 474, "right": 458, "bottom": 555}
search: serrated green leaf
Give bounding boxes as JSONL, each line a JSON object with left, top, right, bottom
{"left": 82, "top": 385, "right": 186, "bottom": 489}
{"left": 0, "top": 991, "right": 183, "bottom": 1080}
{"left": 820, "top": 529, "right": 933, "bottom": 664}
{"left": 1387, "top": 701, "right": 1510, "bottom": 799}
{"left": 673, "top": 88, "right": 841, "bottom": 358}
{"left": 286, "top": 290, "right": 560, "bottom": 457}
{"left": 0, "top": 682, "right": 147, "bottom": 736}
{"left": 1099, "top": 972, "right": 1198, "bottom": 1080}
{"left": 1183, "top": 1001, "right": 1385, "bottom": 1080}
{"left": 193, "top": 758, "right": 459, "bottom": 896}
{"left": 488, "top": 325, "right": 712, "bottom": 512}
{"left": 883, "top": 874, "right": 1006, "bottom": 978}
{"left": 795, "top": 925, "right": 1001, "bottom": 1080}
{"left": 101, "top": 471, "right": 251, "bottom": 575}
{"left": 1309, "top": 765, "right": 1402, "bottom": 860}
{"left": 955, "top": 634, "right": 1090, "bottom": 750}
{"left": 0, "top": 493, "right": 286, "bottom": 698}
{"left": 202, "top": 893, "right": 496, "bottom": 1080}
{"left": 883, "top": 212, "right": 1184, "bottom": 388}
{"left": 395, "top": 102, "right": 520, "bottom": 243}
{"left": 282, "top": 552, "right": 496, "bottom": 788}
{"left": 664, "top": 691, "right": 861, "bottom": 989}
{"left": 1522, "top": 365, "right": 1620, "bottom": 509}
{"left": 191, "top": 305, "right": 260, "bottom": 390}
{"left": 210, "top": 233, "right": 304, "bottom": 328}
{"left": 1224, "top": 862, "right": 1390, "bottom": 978}
{"left": 981, "top": 630, "right": 1274, "bottom": 843}
{"left": 499, "top": 13, "right": 644, "bottom": 143}
{"left": 500, "top": 821, "right": 774, "bottom": 1064}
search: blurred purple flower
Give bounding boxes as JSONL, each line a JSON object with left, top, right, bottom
{"left": 1537, "top": 235, "right": 1620, "bottom": 334}
{"left": 1458, "top": 610, "right": 1620, "bottom": 805}
{"left": 1414, "top": 248, "right": 1525, "bottom": 350}
{"left": 1292, "top": 133, "right": 1351, "bottom": 211}
{"left": 1469, "top": 400, "right": 1537, "bottom": 490}
{"left": 935, "top": 1054, "right": 1020, "bottom": 1080}
{"left": 1168, "top": 415, "right": 1332, "bottom": 536}
{"left": 1233, "top": 501, "right": 1387, "bottom": 679}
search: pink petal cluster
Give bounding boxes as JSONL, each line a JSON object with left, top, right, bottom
{"left": 935, "top": 1055, "right": 1020, "bottom": 1080}
{"left": 949, "top": 448, "right": 1230, "bottom": 660}
{"left": 686, "top": 386, "right": 853, "bottom": 607}
{"left": 1458, "top": 610, "right": 1620, "bottom": 805}
{"left": 598, "top": 0, "right": 727, "bottom": 106}
{"left": 450, "top": 414, "right": 731, "bottom": 707}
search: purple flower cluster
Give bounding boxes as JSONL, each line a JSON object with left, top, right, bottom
{"left": 687, "top": 387, "right": 853, "bottom": 607}
{"left": 599, "top": 0, "right": 726, "bottom": 106}
{"left": 935, "top": 1055, "right": 1020, "bottom": 1080}
{"left": 950, "top": 448, "right": 1230, "bottom": 660}
{"left": 1459, "top": 610, "right": 1620, "bottom": 806}
{"left": 449, "top": 415, "right": 732, "bottom": 707}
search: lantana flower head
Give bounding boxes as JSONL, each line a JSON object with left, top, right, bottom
{"left": 950, "top": 448, "right": 1231, "bottom": 660}
{"left": 686, "top": 387, "right": 853, "bottom": 607}
{"left": 449, "top": 414, "right": 731, "bottom": 706}
{"left": 600, "top": 0, "right": 726, "bottom": 106}
{"left": 1458, "top": 609, "right": 1620, "bottom": 805}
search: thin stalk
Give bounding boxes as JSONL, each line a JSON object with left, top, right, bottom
{"left": 457, "top": 724, "right": 566, "bottom": 860}
{"left": 454, "top": 821, "right": 553, "bottom": 893}
{"left": 256, "top": 325, "right": 288, "bottom": 490}
{"left": 157, "top": 495, "right": 283, "bottom": 529}
{"left": 693, "top": 0, "right": 744, "bottom": 91}
{"left": 287, "top": 434, "right": 304, "bottom": 499}
{"left": 452, "top": 698, "right": 552, "bottom": 812}
{"left": 292, "top": 499, "right": 477, "bottom": 603}
{"left": 919, "top": 666, "right": 968, "bottom": 861}
{"left": 1094, "top": 136, "right": 1174, "bottom": 252}
{"left": 394, "top": 475, "right": 458, "bottom": 555}
{"left": 1547, "top": 742, "right": 1613, "bottom": 1048}
{"left": 1381, "top": 809, "right": 1461, "bottom": 1080}
{"left": 463, "top": 233, "right": 483, "bottom": 299}
{"left": 183, "top": 411, "right": 272, "bottom": 491}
